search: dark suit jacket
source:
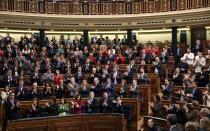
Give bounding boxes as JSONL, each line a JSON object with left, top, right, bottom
{"left": 3, "top": 75, "right": 17, "bottom": 87}
{"left": 74, "top": 72, "right": 84, "bottom": 84}
{"left": 124, "top": 71, "right": 133, "bottom": 84}
{"left": 138, "top": 73, "right": 149, "bottom": 84}
{"left": 160, "top": 52, "right": 169, "bottom": 64}
{"left": 15, "top": 86, "right": 29, "bottom": 101}
{"left": 110, "top": 72, "right": 122, "bottom": 84}
{"left": 102, "top": 84, "right": 115, "bottom": 97}
{"left": 112, "top": 102, "right": 123, "bottom": 114}
{"left": 4, "top": 99, "right": 20, "bottom": 120}
{"left": 98, "top": 98, "right": 113, "bottom": 113}
{"left": 87, "top": 73, "right": 100, "bottom": 84}
{"left": 90, "top": 84, "right": 102, "bottom": 97}
{"left": 85, "top": 98, "right": 98, "bottom": 113}
{"left": 192, "top": 88, "right": 203, "bottom": 104}
{"left": 152, "top": 63, "right": 164, "bottom": 77}
{"left": 82, "top": 64, "right": 92, "bottom": 73}
{"left": 129, "top": 85, "right": 140, "bottom": 98}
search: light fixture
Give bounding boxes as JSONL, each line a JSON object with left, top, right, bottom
{"left": 50, "top": 29, "right": 54, "bottom": 31}
{"left": 95, "top": 30, "right": 98, "bottom": 31}
{"left": 186, "top": 26, "right": 190, "bottom": 28}
{"left": 4, "top": 27, "right": 8, "bottom": 30}
{"left": 73, "top": 30, "right": 76, "bottom": 31}
{"left": 162, "top": 27, "right": 166, "bottom": 29}
{"left": 139, "top": 29, "right": 143, "bottom": 30}
{"left": 28, "top": 29, "right": 31, "bottom": 31}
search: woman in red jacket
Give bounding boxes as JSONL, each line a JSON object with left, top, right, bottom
{"left": 71, "top": 95, "right": 84, "bottom": 114}
{"left": 54, "top": 70, "right": 63, "bottom": 86}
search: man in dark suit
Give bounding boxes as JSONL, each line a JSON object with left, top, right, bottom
{"left": 110, "top": 67, "right": 122, "bottom": 84}
{"left": 112, "top": 95, "right": 123, "bottom": 114}
{"left": 82, "top": 59, "right": 92, "bottom": 73}
{"left": 123, "top": 65, "right": 133, "bottom": 84}
{"left": 90, "top": 77, "right": 102, "bottom": 97}
{"left": 138, "top": 67, "right": 149, "bottom": 84}
{"left": 161, "top": 78, "right": 173, "bottom": 100}
{"left": 31, "top": 67, "right": 42, "bottom": 85}
{"left": 191, "top": 82, "right": 203, "bottom": 104}
{"left": 85, "top": 91, "right": 98, "bottom": 113}
{"left": 98, "top": 91, "right": 113, "bottom": 113}
{"left": 4, "top": 92, "right": 20, "bottom": 121}
{"left": 74, "top": 66, "right": 84, "bottom": 84}
{"left": 160, "top": 47, "right": 169, "bottom": 64}
{"left": 128, "top": 80, "right": 140, "bottom": 98}
{"left": 87, "top": 68, "right": 99, "bottom": 84}
{"left": 15, "top": 80, "right": 29, "bottom": 101}
{"left": 3, "top": 69, "right": 17, "bottom": 87}
{"left": 102, "top": 78, "right": 114, "bottom": 98}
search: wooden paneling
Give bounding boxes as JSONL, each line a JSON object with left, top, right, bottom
{"left": 7, "top": 114, "right": 125, "bottom": 131}
{"left": 139, "top": 85, "right": 151, "bottom": 115}
{"left": 148, "top": 73, "right": 160, "bottom": 97}
{"left": 1, "top": 98, "right": 139, "bottom": 131}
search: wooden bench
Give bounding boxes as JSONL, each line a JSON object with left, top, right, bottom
{"left": 1, "top": 98, "right": 139, "bottom": 131}
{"left": 7, "top": 113, "right": 125, "bottom": 131}
{"left": 147, "top": 73, "right": 160, "bottom": 97}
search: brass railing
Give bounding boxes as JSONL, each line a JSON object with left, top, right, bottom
{"left": 0, "top": 0, "right": 209, "bottom": 15}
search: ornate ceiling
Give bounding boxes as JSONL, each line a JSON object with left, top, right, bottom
{"left": 0, "top": 7, "right": 210, "bottom": 30}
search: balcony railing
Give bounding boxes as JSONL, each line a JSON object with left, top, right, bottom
{"left": 0, "top": 0, "right": 209, "bottom": 15}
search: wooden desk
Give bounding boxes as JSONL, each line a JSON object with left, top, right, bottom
{"left": 7, "top": 113, "right": 125, "bottom": 131}
{"left": 1, "top": 98, "right": 139, "bottom": 131}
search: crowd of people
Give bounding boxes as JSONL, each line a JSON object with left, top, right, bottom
{"left": 0, "top": 33, "right": 210, "bottom": 131}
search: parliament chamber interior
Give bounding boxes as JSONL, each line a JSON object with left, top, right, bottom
{"left": 0, "top": 0, "right": 210, "bottom": 131}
